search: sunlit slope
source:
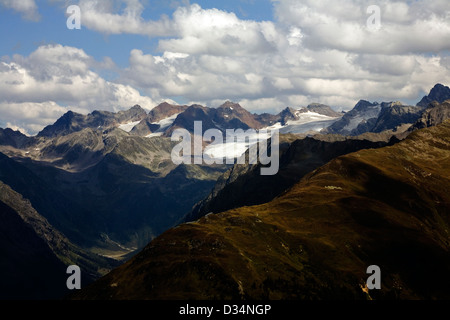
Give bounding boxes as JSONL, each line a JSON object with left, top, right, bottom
{"left": 76, "top": 120, "right": 450, "bottom": 300}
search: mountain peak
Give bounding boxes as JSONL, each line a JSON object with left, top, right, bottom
{"left": 155, "top": 101, "right": 177, "bottom": 109}
{"left": 354, "top": 100, "right": 378, "bottom": 109}
{"left": 131, "top": 104, "right": 143, "bottom": 109}
{"left": 128, "top": 104, "right": 146, "bottom": 114}
{"left": 37, "top": 106, "right": 148, "bottom": 138}
{"left": 116, "top": 105, "right": 147, "bottom": 122}
{"left": 219, "top": 101, "right": 242, "bottom": 110}
{"left": 304, "top": 103, "right": 342, "bottom": 117}
{"left": 147, "top": 102, "right": 189, "bottom": 124}
{"left": 417, "top": 83, "right": 450, "bottom": 108}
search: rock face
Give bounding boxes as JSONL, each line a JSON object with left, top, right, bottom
{"left": 0, "top": 128, "right": 34, "bottom": 148}
{"left": 325, "top": 100, "right": 382, "bottom": 135}
{"left": 325, "top": 100, "right": 423, "bottom": 136}
{"left": 416, "top": 83, "right": 450, "bottom": 108}
{"left": 130, "top": 103, "right": 190, "bottom": 136}
{"left": 371, "top": 103, "right": 424, "bottom": 133}
{"left": 410, "top": 100, "right": 450, "bottom": 130}
{"left": 73, "top": 120, "right": 450, "bottom": 300}
{"left": 147, "top": 102, "right": 189, "bottom": 123}
{"left": 277, "top": 107, "right": 298, "bottom": 125}
{"left": 302, "top": 103, "right": 343, "bottom": 118}
{"left": 38, "top": 105, "right": 147, "bottom": 138}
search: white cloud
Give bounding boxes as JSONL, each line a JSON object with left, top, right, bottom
{"left": 42, "top": 1, "right": 448, "bottom": 112}
{"left": 0, "top": 0, "right": 40, "bottom": 21}
{"left": 0, "top": 45, "right": 158, "bottom": 135}
{"left": 118, "top": 2, "right": 449, "bottom": 111}
{"left": 76, "top": 0, "right": 175, "bottom": 36}
{"left": 158, "top": 4, "right": 278, "bottom": 56}
{"left": 2, "top": 1, "right": 450, "bottom": 133}
{"left": 273, "top": 0, "right": 450, "bottom": 54}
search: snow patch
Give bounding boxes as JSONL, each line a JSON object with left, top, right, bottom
{"left": 342, "top": 105, "right": 381, "bottom": 132}
{"left": 203, "top": 130, "right": 264, "bottom": 161}
{"left": 145, "top": 113, "right": 181, "bottom": 138}
{"left": 145, "top": 132, "right": 164, "bottom": 138}
{"left": 267, "top": 111, "right": 340, "bottom": 134}
{"left": 118, "top": 120, "right": 141, "bottom": 133}
{"left": 204, "top": 111, "right": 340, "bottom": 161}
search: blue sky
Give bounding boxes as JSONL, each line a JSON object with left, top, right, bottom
{"left": 0, "top": 0, "right": 449, "bottom": 134}
{"left": 0, "top": 1, "right": 274, "bottom": 67}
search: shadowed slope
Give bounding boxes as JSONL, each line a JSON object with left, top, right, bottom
{"left": 75, "top": 120, "right": 450, "bottom": 300}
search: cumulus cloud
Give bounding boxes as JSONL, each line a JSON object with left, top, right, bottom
{"left": 273, "top": 0, "right": 450, "bottom": 54}
{"left": 0, "top": 45, "right": 158, "bottom": 135}
{"left": 0, "top": 0, "right": 40, "bottom": 21}
{"left": 115, "top": 1, "right": 449, "bottom": 112}
{"left": 75, "top": 0, "right": 175, "bottom": 36}
{"left": 2, "top": 1, "right": 450, "bottom": 133}
{"left": 157, "top": 4, "right": 279, "bottom": 56}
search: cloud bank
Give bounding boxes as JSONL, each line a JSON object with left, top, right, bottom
{"left": 1, "top": 0, "right": 449, "bottom": 134}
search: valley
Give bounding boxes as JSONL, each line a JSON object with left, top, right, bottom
{"left": 1, "top": 83, "right": 450, "bottom": 299}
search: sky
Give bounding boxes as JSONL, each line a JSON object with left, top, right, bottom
{"left": 0, "top": 0, "right": 449, "bottom": 135}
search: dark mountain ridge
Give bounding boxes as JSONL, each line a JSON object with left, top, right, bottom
{"left": 416, "top": 83, "right": 450, "bottom": 107}
{"left": 0, "top": 181, "right": 116, "bottom": 299}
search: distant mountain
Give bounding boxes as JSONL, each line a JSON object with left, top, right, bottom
{"left": 277, "top": 107, "right": 298, "bottom": 125}
{"left": 410, "top": 100, "right": 450, "bottom": 130}
{"left": 0, "top": 181, "right": 116, "bottom": 299}
{"left": 274, "top": 104, "right": 341, "bottom": 128}
{"left": 301, "top": 103, "right": 343, "bottom": 118}
{"left": 325, "top": 100, "right": 423, "bottom": 136}
{"left": 165, "top": 101, "right": 278, "bottom": 136}
{"left": 325, "top": 100, "right": 382, "bottom": 135}
{"left": 26, "top": 100, "right": 344, "bottom": 149}
{"left": 74, "top": 120, "right": 450, "bottom": 300}
{"left": 38, "top": 105, "right": 147, "bottom": 138}
{"left": 165, "top": 104, "right": 219, "bottom": 136}
{"left": 128, "top": 101, "right": 341, "bottom": 138}
{"left": 0, "top": 128, "right": 34, "bottom": 148}
{"left": 130, "top": 102, "right": 189, "bottom": 136}
{"left": 417, "top": 83, "right": 450, "bottom": 108}
{"left": 371, "top": 103, "right": 424, "bottom": 133}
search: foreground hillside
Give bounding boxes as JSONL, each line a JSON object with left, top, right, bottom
{"left": 75, "top": 120, "right": 450, "bottom": 300}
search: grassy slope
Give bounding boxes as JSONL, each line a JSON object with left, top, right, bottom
{"left": 75, "top": 121, "right": 450, "bottom": 300}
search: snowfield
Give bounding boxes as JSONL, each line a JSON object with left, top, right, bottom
{"left": 118, "top": 120, "right": 141, "bottom": 132}
{"left": 204, "top": 111, "right": 341, "bottom": 161}
{"left": 145, "top": 113, "right": 182, "bottom": 138}
{"left": 342, "top": 105, "right": 381, "bottom": 132}
{"left": 269, "top": 111, "right": 340, "bottom": 134}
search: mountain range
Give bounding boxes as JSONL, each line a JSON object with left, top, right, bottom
{"left": 1, "top": 83, "right": 450, "bottom": 299}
